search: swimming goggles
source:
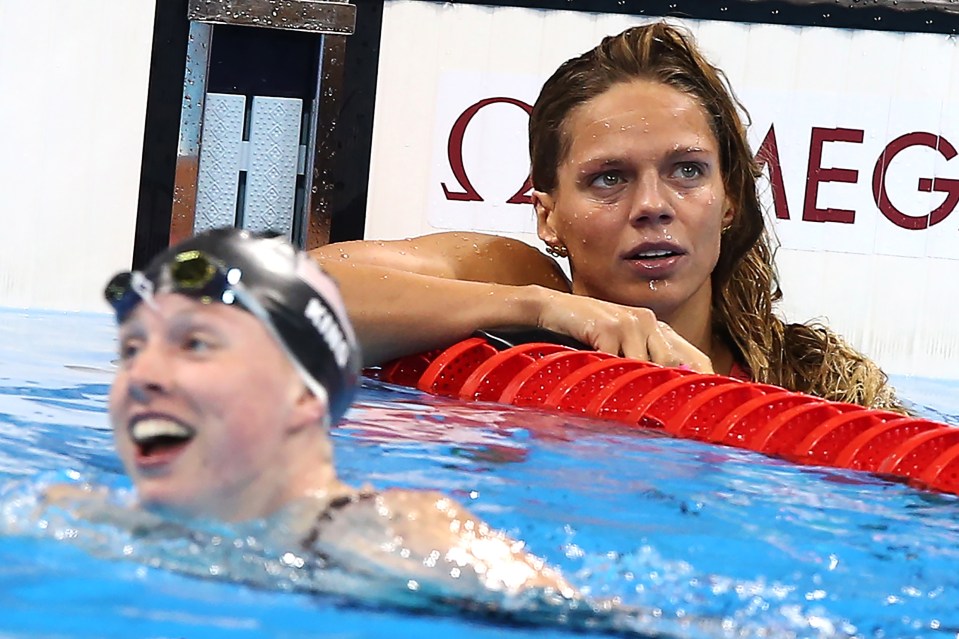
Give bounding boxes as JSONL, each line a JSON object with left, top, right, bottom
{"left": 104, "top": 250, "right": 248, "bottom": 324}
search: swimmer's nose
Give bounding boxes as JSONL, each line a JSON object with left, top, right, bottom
{"left": 630, "top": 170, "right": 674, "bottom": 226}
{"left": 124, "top": 342, "right": 172, "bottom": 402}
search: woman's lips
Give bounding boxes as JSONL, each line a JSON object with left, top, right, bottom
{"left": 622, "top": 245, "right": 686, "bottom": 279}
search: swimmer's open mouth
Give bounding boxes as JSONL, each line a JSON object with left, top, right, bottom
{"left": 623, "top": 244, "right": 686, "bottom": 261}
{"left": 130, "top": 417, "right": 196, "bottom": 457}
{"left": 628, "top": 249, "right": 681, "bottom": 259}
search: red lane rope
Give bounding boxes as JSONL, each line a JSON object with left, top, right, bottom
{"left": 368, "top": 340, "right": 959, "bottom": 497}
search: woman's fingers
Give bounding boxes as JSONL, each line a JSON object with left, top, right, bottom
{"left": 536, "top": 292, "right": 713, "bottom": 371}
{"left": 647, "top": 322, "right": 714, "bottom": 373}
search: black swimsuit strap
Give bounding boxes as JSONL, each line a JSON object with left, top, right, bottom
{"left": 301, "top": 489, "right": 378, "bottom": 552}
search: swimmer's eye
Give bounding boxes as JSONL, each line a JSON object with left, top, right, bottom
{"left": 672, "top": 162, "right": 706, "bottom": 181}
{"left": 589, "top": 171, "right": 626, "bottom": 189}
{"left": 182, "top": 334, "right": 214, "bottom": 354}
{"left": 118, "top": 338, "right": 142, "bottom": 362}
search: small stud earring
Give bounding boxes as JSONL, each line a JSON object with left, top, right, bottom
{"left": 545, "top": 244, "right": 569, "bottom": 259}
{"left": 721, "top": 224, "right": 732, "bottom": 235}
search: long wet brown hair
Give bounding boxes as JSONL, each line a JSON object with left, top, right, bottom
{"left": 528, "top": 22, "right": 902, "bottom": 411}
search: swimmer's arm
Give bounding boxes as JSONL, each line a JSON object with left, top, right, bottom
{"left": 311, "top": 232, "right": 571, "bottom": 365}
{"left": 313, "top": 232, "right": 714, "bottom": 372}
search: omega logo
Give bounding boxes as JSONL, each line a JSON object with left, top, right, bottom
{"left": 441, "top": 97, "right": 534, "bottom": 205}
{"left": 442, "top": 98, "right": 959, "bottom": 230}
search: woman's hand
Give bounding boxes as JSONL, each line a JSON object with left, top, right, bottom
{"left": 533, "top": 287, "right": 714, "bottom": 373}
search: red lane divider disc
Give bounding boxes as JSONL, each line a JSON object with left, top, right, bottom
{"left": 749, "top": 402, "right": 864, "bottom": 457}
{"left": 875, "top": 427, "right": 959, "bottom": 479}
{"left": 458, "top": 343, "right": 571, "bottom": 401}
{"left": 544, "top": 359, "right": 654, "bottom": 413}
{"left": 707, "top": 392, "right": 824, "bottom": 446}
{"left": 417, "top": 338, "right": 498, "bottom": 397}
{"left": 500, "top": 351, "right": 612, "bottom": 407}
{"left": 626, "top": 374, "right": 741, "bottom": 430}
{"left": 920, "top": 444, "right": 959, "bottom": 494}
{"left": 586, "top": 367, "right": 694, "bottom": 420}
{"left": 665, "top": 383, "right": 779, "bottom": 439}
{"left": 373, "top": 349, "right": 443, "bottom": 387}
{"left": 792, "top": 410, "right": 905, "bottom": 466}
{"left": 833, "top": 418, "right": 946, "bottom": 472}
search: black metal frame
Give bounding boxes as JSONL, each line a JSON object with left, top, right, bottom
{"left": 411, "top": 0, "right": 959, "bottom": 34}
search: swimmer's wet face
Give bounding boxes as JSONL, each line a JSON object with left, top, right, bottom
{"left": 535, "top": 80, "right": 732, "bottom": 325}
{"left": 106, "top": 229, "right": 361, "bottom": 424}
{"left": 103, "top": 228, "right": 362, "bottom": 520}
{"left": 109, "top": 293, "right": 324, "bottom": 521}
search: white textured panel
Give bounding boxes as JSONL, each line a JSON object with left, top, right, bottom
{"left": 195, "top": 92, "right": 246, "bottom": 232}
{"left": 243, "top": 96, "right": 302, "bottom": 238}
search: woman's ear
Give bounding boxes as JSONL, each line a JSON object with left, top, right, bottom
{"left": 288, "top": 385, "right": 327, "bottom": 434}
{"left": 721, "top": 196, "right": 736, "bottom": 229}
{"left": 533, "top": 190, "right": 560, "bottom": 245}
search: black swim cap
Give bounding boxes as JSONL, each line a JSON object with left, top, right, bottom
{"left": 105, "top": 228, "right": 361, "bottom": 424}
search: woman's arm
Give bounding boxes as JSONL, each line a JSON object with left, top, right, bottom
{"left": 311, "top": 232, "right": 570, "bottom": 365}
{"left": 312, "top": 232, "right": 713, "bottom": 372}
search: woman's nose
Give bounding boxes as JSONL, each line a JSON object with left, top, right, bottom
{"left": 124, "top": 342, "right": 172, "bottom": 402}
{"left": 630, "top": 171, "right": 675, "bottom": 226}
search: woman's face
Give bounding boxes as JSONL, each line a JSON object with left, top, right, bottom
{"left": 535, "top": 79, "right": 732, "bottom": 325}
{"left": 109, "top": 294, "right": 315, "bottom": 521}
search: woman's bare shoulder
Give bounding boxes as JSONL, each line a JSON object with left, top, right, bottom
{"left": 313, "top": 232, "right": 570, "bottom": 291}
{"left": 377, "top": 487, "right": 462, "bottom": 517}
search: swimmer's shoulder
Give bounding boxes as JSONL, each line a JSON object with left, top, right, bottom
{"left": 313, "top": 232, "right": 571, "bottom": 292}
{"left": 377, "top": 487, "right": 470, "bottom": 525}
{"left": 302, "top": 488, "right": 578, "bottom": 597}
{"left": 300, "top": 488, "right": 464, "bottom": 566}
{"left": 377, "top": 489, "right": 578, "bottom": 596}
{"left": 435, "top": 233, "right": 570, "bottom": 290}
{"left": 307, "top": 487, "right": 479, "bottom": 544}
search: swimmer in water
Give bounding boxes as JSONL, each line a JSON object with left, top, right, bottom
{"left": 44, "top": 227, "right": 576, "bottom": 607}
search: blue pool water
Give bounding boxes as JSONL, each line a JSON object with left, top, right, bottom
{"left": 2, "top": 308, "right": 959, "bottom": 638}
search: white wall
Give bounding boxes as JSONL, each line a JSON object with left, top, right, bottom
{"left": 0, "top": 0, "right": 155, "bottom": 312}
{"left": 366, "top": 0, "right": 959, "bottom": 379}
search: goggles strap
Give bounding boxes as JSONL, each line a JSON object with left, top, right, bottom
{"left": 129, "top": 271, "right": 158, "bottom": 311}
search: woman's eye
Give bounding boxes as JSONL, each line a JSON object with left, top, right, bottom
{"left": 119, "top": 340, "right": 141, "bottom": 361}
{"left": 589, "top": 171, "right": 625, "bottom": 189}
{"left": 673, "top": 163, "right": 705, "bottom": 180}
{"left": 183, "top": 335, "right": 212, "bottom": 353}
